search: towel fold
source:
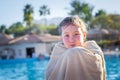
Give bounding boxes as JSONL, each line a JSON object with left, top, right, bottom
{"left": 46, "top": 40, "right": 106, "bottom": 80}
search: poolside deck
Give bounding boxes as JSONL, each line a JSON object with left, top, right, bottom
{"left": 104, "top": 51, "right": 120, "bottom": 56}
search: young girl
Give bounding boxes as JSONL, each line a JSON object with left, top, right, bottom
{"left": 46, "top": 16, "right": 106, "bottom": 80}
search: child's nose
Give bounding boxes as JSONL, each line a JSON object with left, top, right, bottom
{"left": 69, "top": 36, "right": 74, "bottom": 42}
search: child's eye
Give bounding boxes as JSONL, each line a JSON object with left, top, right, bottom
{"left": 74, "top": 33, "right": 80, "bottom": 36}
{"left": 64, "top": 35, "right": 69, "bottom": 37}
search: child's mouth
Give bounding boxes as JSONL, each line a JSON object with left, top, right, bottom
{"left": 70, "top": 44, "right": 75, "bottom": 47}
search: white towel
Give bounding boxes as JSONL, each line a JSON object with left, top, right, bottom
{"left": 46, "top": 40, "right": 106, "bottom": 80}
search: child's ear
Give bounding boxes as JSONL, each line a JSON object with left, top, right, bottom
{"left": 83, "top": 32, "right": 87, "bottom": 41}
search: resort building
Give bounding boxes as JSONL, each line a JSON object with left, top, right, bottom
{"left": 87, "top": 28, "right": 120, "bottom": 41}
{"left": 0, "top": 33, "right": 60, "bottom": 59}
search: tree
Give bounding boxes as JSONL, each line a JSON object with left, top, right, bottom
{"left": 0, "top": 25, "right": 6, "bottom": 33}
{"left": 69, "top": 0, "right": 93, "bottom": 23}
{"left": 23, "top": 4, "right": 34, "bottom": 27}
{"left": 26, "top": 23, "right": 41, "bottom": 34}
{"left": 39, "top": 5, "right": 50, "bottom": 27}
{"left": 95, "top": 9, "right": 106, "bottom": 17}
{"left": 109, "top": 14, "right": 120, "bottom": 29}
{"left": 91, "top": 15, "right": 112, "bottom": 29}
{"left": 7, "top": 22, "right": 25, "bottom": 37}
{"left": 91, "top": 14, "right": 120, "bottom": 29}
{"left": 47, "top": 24, "right": 59, "bottom": 35}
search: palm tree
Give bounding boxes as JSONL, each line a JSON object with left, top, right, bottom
{"left": 69, "top": 0, "right": 93, "bottom": 23}
{"left": 23, "top": 4, "right": 34, "bottom": 27}
{"left": 95, "top": 9, "right": 106, "bottom": 17}
{"left": 39, "top": 5, "right": 50, "bottom": 27}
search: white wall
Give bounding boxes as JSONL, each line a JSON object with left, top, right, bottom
{"left": 11, "top": 43, "right": 47, "bottom": 59}
{"left": 0, "top": 42, "right": 58, "bottom": 59}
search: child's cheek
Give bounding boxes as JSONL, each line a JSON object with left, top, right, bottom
{"left": 63, "top": 37, "right": 69, "bottom": 41}
{"left": 62, "top": 38, "right": 69, "bottom": 43}
{"left": 75, "top": 36, "right": 81, "bottom": 41}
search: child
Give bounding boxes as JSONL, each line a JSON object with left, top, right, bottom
{"left": 46, "top": 16, "right": 106, "bottom": 80}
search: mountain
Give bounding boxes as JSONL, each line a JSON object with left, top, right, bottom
{"left": 34, "top": 17, "right": 64, "bottom": 26}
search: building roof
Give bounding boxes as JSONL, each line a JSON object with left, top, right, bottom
{"left": 0, "top": 33, "right": 13, "bottom": 45}
{"left": 108, "top": 29, "right": 119, "bottom": 34}
{"left": 9, "top": 33, "right": 61, "bottom": 44}
{"left": 38, "top": 34, "right": 61, "bottom": 42}
{"left": 87, "top": 28, "right": 120, "bottom": 40}
{"left": 87, "top": 28, "right": 109, "bottom": 35}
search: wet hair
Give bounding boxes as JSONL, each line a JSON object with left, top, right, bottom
{"left": 58, "top": 16, "right": 88, "bottom": 35}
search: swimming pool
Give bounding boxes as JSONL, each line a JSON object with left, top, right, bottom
{"left": 105, "top": 55, "right": 120, "bottom": 80}
{"left": 0, "top": 58, "right": 49, "bottom": 80}
{"left": 0, "top": 55, "right": 120, "bottom": 80}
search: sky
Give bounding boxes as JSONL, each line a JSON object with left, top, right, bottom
{"left": 0, "top": 0, "right": 120, "bottom": 27}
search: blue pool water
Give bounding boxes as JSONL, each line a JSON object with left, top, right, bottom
{"left": 105, "top": 55, "right": 120, "bottom": 80}
{"left": 0, "top": 56, "right": 120, "bottom": 80}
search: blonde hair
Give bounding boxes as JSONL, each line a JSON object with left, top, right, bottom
{"left": 58, "top": 16, "right": 88, "bottom": 35}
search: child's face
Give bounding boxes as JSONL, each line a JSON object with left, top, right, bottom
{"left": 61, "top": 25, "right": 85, "bottom": 48}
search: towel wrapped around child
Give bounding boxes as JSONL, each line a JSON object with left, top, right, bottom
{"left": 46, "top": 40, "right": 106, "bottom": 80}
